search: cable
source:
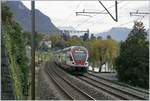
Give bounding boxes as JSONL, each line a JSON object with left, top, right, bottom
{"left": 118, "top": 1, "right": 129, "bottom": 10}
{"left": 74, "top": 1, "right": 123, "bottom": 29}
{"left": 59, "top": 1, "right": 81, "bottom": 27}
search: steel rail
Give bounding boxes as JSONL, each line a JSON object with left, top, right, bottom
{"left": 78, "top": 76, "right": 129, "bottom": 100}
{"left": 87, "top": 72, "right": 149, "bottom": 94}
{"left": 80, "top": 74, "right": 148, "bottom": 100}
{"left": 51, "top": 67, "right": 95, "bottom": 100}
{"left": 46, "top": 67, "right": 75, "bottom": 100}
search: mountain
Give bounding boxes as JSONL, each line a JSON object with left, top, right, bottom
{"left": 96, "top": 27, "right": 132, "bottom": 41}
{"left": 5, "top": 1, "right": 60, "bottom": 34}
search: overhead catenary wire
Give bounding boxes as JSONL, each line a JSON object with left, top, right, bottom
{"left": 76, "top": 1, "right": 135, "bottom": 33}
{"left": 75, "top": 1, "right": 148, "bottom": 34}
{"left": 59, "top": 1, "right": 82, "bottom": 27}
{"left": 75, "top": 1, "right": 123, "bottom": 29}
{"left": 83, "top": 1, "right": 129, "bottom": 28}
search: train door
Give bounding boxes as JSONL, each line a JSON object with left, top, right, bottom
{"left": 66, "top": 51, "right": 73, "bottom": 65}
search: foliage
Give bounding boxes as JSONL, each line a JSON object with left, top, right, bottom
{"left": 97, "top": 36, "right": 102, "bottom": 40}
{"left": 107, "top": 35, "right": 112, "bottom": 39}
{"left": 66, "top": 37, "right": 84, "bottom": 46}
{"left": 22, "top": 32, "right": 31, "bottom": 46}
{"left": 2, "top": 3, "right": 29, "bottom": 99}
{"left": 88, "top": 39, "right": 118, "bottom": 72}
{"left": 48, "top": 34, "right": 65, "bottom": 49}
{"left": 115, "top": 21, "right": 149, "bottom": 88}
{"left": 61, "top": 33, "right": 70, "bottom": 41}
{"left": 83, "top": 33, "right": 89, "bottom": 41}
{"left": 90, "top": 34, "right": 96, "bottom": 40}
{"left": 23, "top": 32, "right": 45, "bottom": 48}
{"left": 2, "top": 4, "right": 13, "bottom": 22}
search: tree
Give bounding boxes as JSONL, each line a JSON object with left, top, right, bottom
{"left": 22, "top": 32, "right": 31, "bottom": 46}
{"left": 55, "top": 38, "right": 66, "bottom": 49}
{"left": 107, "top": 35, "right": 112, "bottom": 39}
{"left": 97, "top": 36, "right": 102, "bottom": 40}
{"left": 83, "top": 33, "right": 89, "bottom": 41}
{"left": 88, "top": 39, "right": 118, "bottom": 72}
{"left": 90, "top": 34, "right": 96, "bottom": 40}
{"left": 115, "top": 21, "right": 149, "bottom": 88}
{"left": 48, "top": 34, "right": 64, "bottom": 49}
{"left": 66, "top": 37, "right": 83, "bottom": 47}
{"left": 61, "top": 32, "right": 70, "bottom": 41}
{"left": 2, "top": 3, "right": 13, "bottom": 22}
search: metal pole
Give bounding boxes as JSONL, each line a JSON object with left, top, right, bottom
{"left": 115, "top": 1, "right": 118, "bottom": 22}
{"left": 31, "top": 1, "right": 35, "bottom": 100}
{"left": 98, "top": 0, "right": 118, "bottom": 22}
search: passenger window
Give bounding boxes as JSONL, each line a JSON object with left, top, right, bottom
{"left": 69, "top": 56, "right": 73, "bottom": 61}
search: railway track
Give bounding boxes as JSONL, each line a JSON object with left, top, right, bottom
{"left": 45, "top": 62, "right": 149, "bottom": 100}
{"left": 77, "top": 72, "right": 149, "bottom": 100}
{"left": 53, "top": 62, "right": 120, "bottom": 100}
{"left": 46, "top": 68, "right": 74, "bottom": 100}
{"left": 46, "top": 65, "right": 95, "bottom": 100}
{"left": 87, "top": 72, "right": 149, "bottom": 94}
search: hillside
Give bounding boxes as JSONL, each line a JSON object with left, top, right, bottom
{"left": 5, "top": 1, "right": 60, "bottom": 34}
{"left": 96, "top": 27, "right": 131, "bottom": 41}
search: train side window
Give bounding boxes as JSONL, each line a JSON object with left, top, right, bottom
{"left": 69, "top": 56, "right": 73, "bottom": 61}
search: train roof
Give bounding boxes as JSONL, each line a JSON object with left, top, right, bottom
{"left": 55, "top": 46, "right": 87, "bottom": 53}
{"left": 63, "top": 46, "right": 86, "bottom": 50}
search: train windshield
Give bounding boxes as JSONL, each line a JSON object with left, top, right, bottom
{"left": 73, "top": 51, "right": 87, "bottom": 61}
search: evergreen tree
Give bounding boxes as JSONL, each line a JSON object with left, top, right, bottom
{"left": 115, "top": 21, "right": 149, "bottom": 88}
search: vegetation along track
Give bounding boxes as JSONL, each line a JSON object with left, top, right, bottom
{"left": 78, "top": 72, "right": 149, "bottom": 100}
{"left": 45, "top": 63, "right": 95, "bottom": 100}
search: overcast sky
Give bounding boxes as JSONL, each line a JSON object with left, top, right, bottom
{"left": 22, "top": 1, "right": 149, "bottom": 33}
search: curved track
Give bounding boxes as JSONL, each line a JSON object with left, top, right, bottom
{"left": 88, "top": 72, "right": 149, "bottom": 94}
{"left": 46, "top": 65, "right": 95, "bottom": 100}
{"left": 78, "top": 72, "right": 149, "bottom": 100}
{"left": 45, "top": 62, "right": 149, "bottom": 100}
{"left": 46, "top": 68, "right": 74, "bottom": 100}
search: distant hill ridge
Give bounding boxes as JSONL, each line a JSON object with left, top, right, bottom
{"left": 5, "top": 1, "right": 60, "bottom": 34}
{"left": 96, "top": 27, "right": 132, "bottom": 41}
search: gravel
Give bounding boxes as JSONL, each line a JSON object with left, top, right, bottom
{"left": 35, "top": 62, "right": 62, "bottom": 100}
{"left": 52, "top": 62, "right": 119, "bottom": 100}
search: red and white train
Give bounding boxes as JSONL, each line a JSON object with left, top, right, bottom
{"left": 54, "top": 46, "right": 89, "bottom": 74}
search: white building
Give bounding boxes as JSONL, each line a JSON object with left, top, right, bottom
{"left": 40, "top": 39, "right": 52, "bottom": 48}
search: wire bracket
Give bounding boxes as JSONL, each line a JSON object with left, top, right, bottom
{"left": 76, "top": 0, "right": 118, "bottom": 22}
{"left": 98, "top": 0, "right": 118, "bottom": 22}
